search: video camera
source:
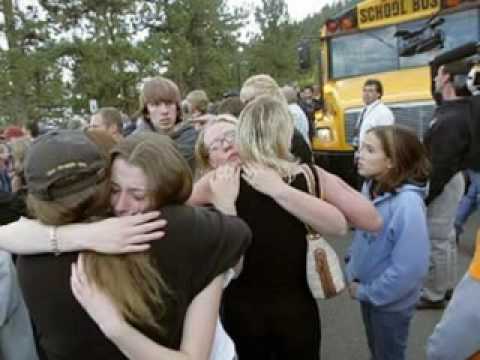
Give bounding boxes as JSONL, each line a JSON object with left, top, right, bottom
{"left": 430, "top": 42, "right": 480, "bottom": 98}
{"left": 395, "top": 16, "right": 445, "bottom": 57}
{"left": 467, "top": 64, "right": 480, "bottom": 95}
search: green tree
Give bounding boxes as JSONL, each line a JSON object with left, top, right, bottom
{"left": 142, "top": 0, "right": 246, "bottom": 98}
{"left": 0, "top": 0, "right": 358, "bottom": 126}
{"left": 0, "top": 0, "right": 63, "bottom": 123}
{"left": 39, "top": 0, "right": 156, "bottom": 116}
{"left": 245, "top": 0, "right": 299, "bottom": 85}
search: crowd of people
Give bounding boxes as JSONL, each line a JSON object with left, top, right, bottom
{"left": 0, "top": 70, "right": 477, "bottom": 360}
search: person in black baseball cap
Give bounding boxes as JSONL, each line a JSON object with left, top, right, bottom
{"left": 25, "top": 130, "right": 108, "bottom": 202}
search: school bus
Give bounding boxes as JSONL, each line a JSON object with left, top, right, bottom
{"left": 311, "top": 0, "right": 480, "bottom": 185}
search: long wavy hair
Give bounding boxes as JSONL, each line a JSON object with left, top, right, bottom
{"left": 83, "top": 132, "right": 193, "bottom": 335}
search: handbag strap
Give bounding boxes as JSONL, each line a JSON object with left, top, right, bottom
{"left": 300, "top": 164, "right": 325, "bottom": 235}
{"left": 300, "top": 164, "right": 325, "bottom": 200}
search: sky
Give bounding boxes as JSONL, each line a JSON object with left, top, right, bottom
{"left": 227, "top": 0, "right": 335, "bottom": 22}
{"left": 227, "top": 0, "right": 336, "bottom": 41}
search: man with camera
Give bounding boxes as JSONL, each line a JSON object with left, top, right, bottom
{"left": 417, "top": 63, "right": 473, "bottom": 310}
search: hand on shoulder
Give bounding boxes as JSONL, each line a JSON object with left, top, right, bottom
{"left": 241, "top": 162, "right": 287, "bottom": 199}
{"left": 209, "top": 164, "right": 240, "bottom": 215}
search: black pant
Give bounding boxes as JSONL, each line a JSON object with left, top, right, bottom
{"left": 222, "top": 289, "right": 321, "bottom": 360}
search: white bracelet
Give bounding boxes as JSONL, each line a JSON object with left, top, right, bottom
{"left": 49, "top": 226, "right": 61, "bottom": 256}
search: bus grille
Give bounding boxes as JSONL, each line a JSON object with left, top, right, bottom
{"left": 344, "top": 102, "right": 435, "bottom": 145}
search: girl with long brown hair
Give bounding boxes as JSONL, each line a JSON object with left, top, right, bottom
{"left": 346, "top": 125, "right": 431, "bottom": 360}
{"left": 12, "top": 130, "right": 250, "bottom": 360}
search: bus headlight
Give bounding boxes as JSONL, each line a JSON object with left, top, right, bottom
{"left": 316, "top": 128, "right": 333, "bottom": 142}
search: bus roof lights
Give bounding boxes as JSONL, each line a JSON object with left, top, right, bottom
{"left": 443, "top": 0, "right": 462, "bottom": 7}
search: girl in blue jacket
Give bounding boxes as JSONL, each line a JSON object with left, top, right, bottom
{"left": 346, "top": 125, "right": 431, "bottom": 360}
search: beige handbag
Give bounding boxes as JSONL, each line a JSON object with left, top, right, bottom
{"left": 300, "top": 164, "right": 345, "bottom": 299}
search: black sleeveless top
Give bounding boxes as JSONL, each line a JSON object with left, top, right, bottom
{"left": 230, "top": 172, "right": 311, "bottom": 295}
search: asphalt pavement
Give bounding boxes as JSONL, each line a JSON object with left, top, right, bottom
{"left": 319, "top": 211, "right": 479, "bottom": 360}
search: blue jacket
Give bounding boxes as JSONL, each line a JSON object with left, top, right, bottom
{"left": 346, "top": 182, "right": 430, "bottom": 311}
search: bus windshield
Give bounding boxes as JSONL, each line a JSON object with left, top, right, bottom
{"left": 329, "top": 9, "right": 480, "bottom": 79}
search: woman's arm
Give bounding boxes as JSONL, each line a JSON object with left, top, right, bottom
{"left": 71, "top": 256, "right": 222, "bottom": 360}
{"left": 188, "top": 172, "right": 214, "bottom": 206}
{"left": 179, "top": 275, "right": 223, "bottom": 360}
{"left": 318, "top": 167, "right": 382, "bottom": 232}
{"left": 0, "top": 212, "right": 166, "bottom": 254}
{"left": 190, "top": 165, "right": 240, "bottom": 217}
{"left": 242, "top": 163, "right": 347, "bottom": 236}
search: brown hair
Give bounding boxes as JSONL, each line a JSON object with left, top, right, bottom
{"left": 364, "top": 79, "right": 384, "bottom": 97}
{"left": 95, "top": 107, "right": 123, "bottom": 131}
{"left": 139, "top": 77, "right": 182, "bottom": 127}
{"left": 186, "top": 90, "right": 209, "bottom": 115}
{"left": 111, "top": 132, "right": 193, "bottom": 208}
{"left": 217, "top": 96, "right": 244, "bottom": 117}
{"left": 9, "top": 137, "right": 31, "bottom": 189}
{"left": 368, "top": 125, "right": 430, "bottom": 194}
{"left": 85, "top": 133, "right": 193, "bottom": 335}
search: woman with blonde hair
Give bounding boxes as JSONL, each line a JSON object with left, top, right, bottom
{"left": 239, "top": 73, "right": 313, "bottom": 164}
{"left": 10, "top": 130, "right": 250, "bottom": 359}
{"left": 191, "top": 95, "right": 382, "bottom": 359}
{"left": 195, "top": 114, "right": 239, "bottom": 177}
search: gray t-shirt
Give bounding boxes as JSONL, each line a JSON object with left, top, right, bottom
{"left": 0, "top": 251, "right": 38, "bottom": 360}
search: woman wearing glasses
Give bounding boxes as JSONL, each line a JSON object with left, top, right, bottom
{"left": 191, "top": 95, "right": 382, "bottom": 359}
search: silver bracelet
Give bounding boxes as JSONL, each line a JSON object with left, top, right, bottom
{"left": 49, "top": 226, "right": 61, "bottom": 256}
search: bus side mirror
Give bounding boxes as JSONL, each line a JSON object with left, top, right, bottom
{"left": 297, "top": 40, "right": 311, "bottom": 70}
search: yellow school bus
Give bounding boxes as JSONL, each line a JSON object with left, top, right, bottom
{"left": 313, "top": 0, "right": 480, "bottom": 184}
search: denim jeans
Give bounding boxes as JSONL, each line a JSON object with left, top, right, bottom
{"left": 360, "top": 302, "right": 415, "bottom": 360}
{"left": 455, "top": 170, "right": 480, "bottom": 235}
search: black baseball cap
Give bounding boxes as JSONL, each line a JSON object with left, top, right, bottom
{"left": 25, "top": 130, "right": 107, "bottom": 201}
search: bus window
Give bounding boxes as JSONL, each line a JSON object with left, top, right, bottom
{"left": 330, "top": 9, "right": 479, "bottom": 79}
{"left": 441, "top": 10, "right": 479, "bottom": 51}
{"left": 399, "top": 10, "right": 480, "bottom": 68}
{"left": 330, "top": 26, "right": 398, "bottom": 79}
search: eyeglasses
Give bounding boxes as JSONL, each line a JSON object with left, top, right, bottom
{"left": 206, "top": 130, "right": 236, "bottom": 153}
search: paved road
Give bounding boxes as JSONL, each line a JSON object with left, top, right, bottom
{"left": 319, "top": 211, "right": 479, "bottom": 360}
